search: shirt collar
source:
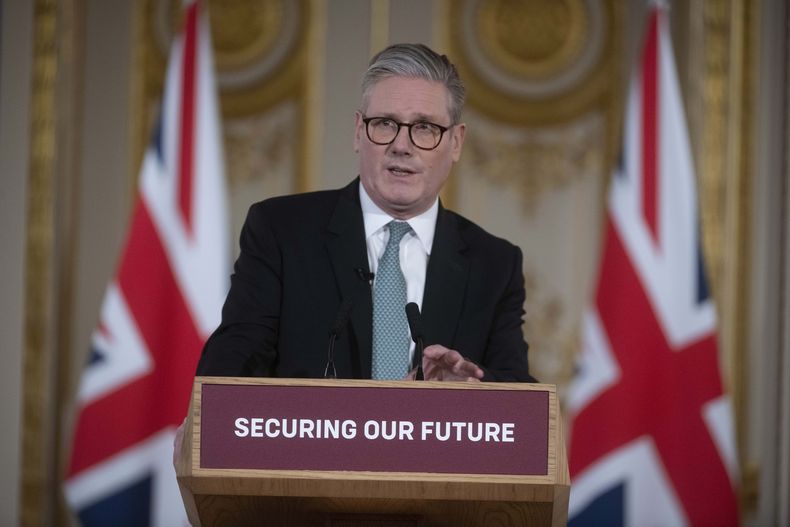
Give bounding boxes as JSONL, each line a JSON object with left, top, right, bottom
{"left": 359, "top": 181, "right": 438, "bottom": 255}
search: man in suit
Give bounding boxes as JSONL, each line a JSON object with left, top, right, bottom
{"left": 196, "top": 43, "right": 535, "bottom": 383}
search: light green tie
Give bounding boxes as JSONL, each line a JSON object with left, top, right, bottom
{"left": 371, "top": 221, "right": 412, "bottom": 379}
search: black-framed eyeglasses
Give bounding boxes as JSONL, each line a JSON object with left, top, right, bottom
{"left": 362, "top": 116, "right": 450, "bottom": 151}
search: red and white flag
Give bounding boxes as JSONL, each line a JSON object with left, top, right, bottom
{"left": 567, "top": 5, "right": 739, "bottom": 526}
{"left": 64, "top": 1, "right": 228, "bottom": 524}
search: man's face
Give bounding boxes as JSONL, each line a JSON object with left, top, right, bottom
{"left": 354, "top": 76, "right": 466, "bottom": 219}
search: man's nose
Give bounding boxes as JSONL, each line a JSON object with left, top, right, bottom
{"left": 388, "top": 125, "right": 413, "bottom": 154}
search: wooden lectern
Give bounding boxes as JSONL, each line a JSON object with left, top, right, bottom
{"left": 176, "top": 377, "right": 569, "bottom": 526}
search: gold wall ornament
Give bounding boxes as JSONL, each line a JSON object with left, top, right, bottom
{"left": 693, "top": 0, "right": 756, "bottom": 514}
{"left": 205, "top": 0, "right": 285, "bottom": 72}
{"left": 477, "top": 0, "right": 590, "bottom": 84}
{"left": 521, "top": 267, "right": 580, "bottom": 389}
{"left": 23, "top": 0, "right": 86, "bottom": 523}
{"left": 22, "top": 4, "right": 59, "bottom": 523}
{"left": 144, "top": 0, "right": 308, "bottom": 115}
{"left": 463, "top": 111, "right": 604, "bottom": 211}
{"left": 449, "top": 0, "right": 620, "bottom": 126}
{"left": 224, "top": 103, "right": 296, "bottom": 187}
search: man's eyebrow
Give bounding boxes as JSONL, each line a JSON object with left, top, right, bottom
{"left": 373, "top": 112, "right": 443, "bottom": 123}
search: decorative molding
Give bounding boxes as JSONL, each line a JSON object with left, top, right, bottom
{"left": 689, "top": 0, "right": 757, "bottom": 513}
{"left": 446, "top": 0, "right": 622, "bottom": 212}
{"left": 53, "top": 1, "right": 86, "bottom": 524}
{"left": 224, "top": 104, "right": 296, "bottom": 187}
{"left": 448, "top": 0, "right": 620, "bottom": 127}
{"left": 463, "top": 111, "right": 604, "bottom": 212}
{"left": 22, "top": 0, "right": 57, "bottom": 517}
{"left": 147, "top": 0, "right": 305, "bottom": 102}
{"left": 471, "top": 0, "right": 602, "bottom": 97}
{"left": 522, "top": 268, "right": 580, "bottom": 392}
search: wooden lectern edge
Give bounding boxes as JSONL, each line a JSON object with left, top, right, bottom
{"left": 176, "top": 383, "right": 200, "bottom": 525}
{"left": 194, "top": 376, "right": 559, "bottom": 392}
{"left": 183, "top": 467, "right": 566, "bottom": 503}
{"left": 552, "top": 401, "right": 571, "bottom": 525}
{"left": 177, "top": 377, "right": 570, "bottom": 507}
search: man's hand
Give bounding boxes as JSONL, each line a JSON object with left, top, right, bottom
{"left": 418, "top": 344, "right": 484, "bottom": 382}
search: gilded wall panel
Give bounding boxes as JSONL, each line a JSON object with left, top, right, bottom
{"left": 693, "top": 0, "right": 756, "bottom": 513}
{"left": 447, "top": 0, "right": 756, "bottom": 512}
{"left": 446, "top": 0, "right": 621, "bottom": 388}
{"left": 449, "top": 0, "right": 619, "bottom": 129}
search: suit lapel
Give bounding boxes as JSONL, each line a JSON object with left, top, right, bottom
{"left": 422, "top": 205, "right": 470, "bottom": 348}
{"left": 325, "top": 180, "right": 373, "bottom": 377}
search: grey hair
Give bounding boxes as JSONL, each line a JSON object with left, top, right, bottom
{"left": 361, "top": 43, "right": 465, "bottom": 124}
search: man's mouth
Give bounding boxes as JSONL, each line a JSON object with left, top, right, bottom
{"left": 388, "top": 165, "right": 416, "bottom": 176}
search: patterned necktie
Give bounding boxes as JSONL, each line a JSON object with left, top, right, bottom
{"left": 371, "top": 221, "right": 412, "bottom": 379}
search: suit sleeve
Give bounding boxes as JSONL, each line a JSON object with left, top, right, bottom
{"left": 196, "top": 203, "right": 281, "bottom": 376}
{"left": 480, "top": 246, "right": 537, "bottom": 382}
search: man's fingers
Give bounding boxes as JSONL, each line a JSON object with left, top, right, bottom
{"left": 424, "top": 345, "right": 464, "bottom": 367}
{"left": 422, "top": 345, "right": 484, "bottom": 380}
{"left": 446, "top": 354, "right": 483, "bottom": 378}
{"left": 457, "top": 360, "right": 484, "bottom": 379}
{"left": 423, "top": 344, "right": 451, "bottom": 359}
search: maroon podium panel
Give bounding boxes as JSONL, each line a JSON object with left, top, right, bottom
{"left": 200, "top": 383, "right": 549, "bottom": 476}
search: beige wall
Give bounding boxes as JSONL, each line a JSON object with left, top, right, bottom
{"left": 748, "top": 0, "right": 790, "bottom": 524}
{"left": 0, "top": 0, "right": 33, "bottom": 523}
{"left": 317, "top": 0, "right": 372, "bottom": 190}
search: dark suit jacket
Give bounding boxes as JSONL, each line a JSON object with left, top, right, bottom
{"left": 196, "top": 179, "right": 535, "bottom": 382}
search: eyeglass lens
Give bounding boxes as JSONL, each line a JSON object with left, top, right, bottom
{"left": 366, "top": 118, "right": 445, "bottom": 150}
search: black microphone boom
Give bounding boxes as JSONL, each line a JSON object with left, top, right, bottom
{"left": 405, "top": 302, "right": 425, "bottom": 381}
{"left": 325, "top": 299, "right": 353, "bottom": 379}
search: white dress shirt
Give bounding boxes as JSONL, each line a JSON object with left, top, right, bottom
{"left": 359, "top": 183, "right": 437, "bottom": 359}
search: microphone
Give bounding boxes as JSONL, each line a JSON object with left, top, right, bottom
{"left": 355, "top": 267, "right": 374, "bottom": 283}
{"left": 405, "top": 302, "right": 425, "bottom": 381}
{"left": 325, "top": 299, "right": 353, "bottom": 379}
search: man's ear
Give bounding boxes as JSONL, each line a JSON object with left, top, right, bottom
{"left": 451, "top": 122, "right": 466, "bottom": 162}
{"left": 353, "top": 111, "right": 364, "bottom": 153}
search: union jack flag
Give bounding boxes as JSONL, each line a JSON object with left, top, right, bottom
{"left": 64, "top": 2, "right": 228, "bottom": 524}
{"left": 567, "top": 5, "right": 739, "bottom": 526}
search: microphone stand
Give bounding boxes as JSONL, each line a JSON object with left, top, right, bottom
{"left": 413, "top": 336, "right": 424, "bottom": 381}
{"left": 325, "top": 298, "right": 353, "bottom": 379}
{"left": 324, "top": 333, "right": 338, "bottom": 379}
{"left": 405, "top": 302, "right": 425, "bottom": 381}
